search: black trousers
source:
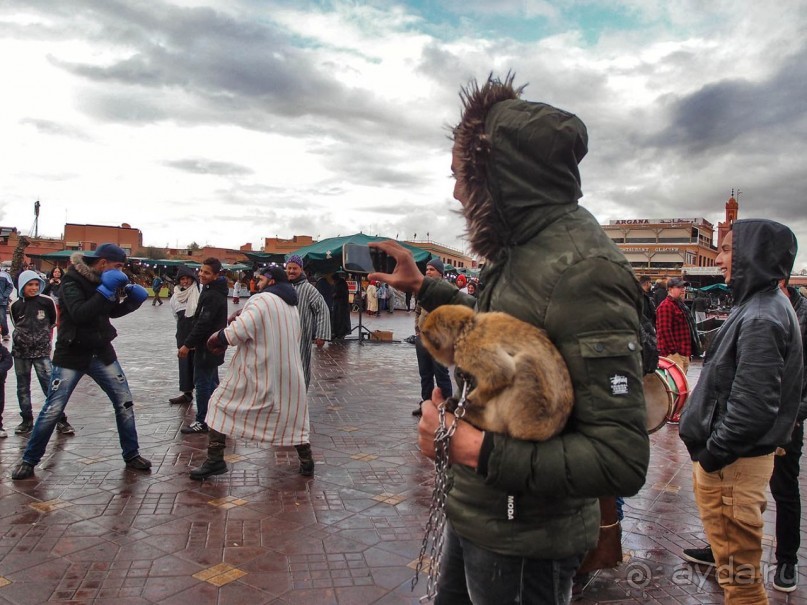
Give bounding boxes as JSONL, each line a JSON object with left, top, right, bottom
{"left": 415, "top": 336, "right": 453, "bottom": 402}
{"left": 770, "top": 420, "right": 804, "bottom": 565}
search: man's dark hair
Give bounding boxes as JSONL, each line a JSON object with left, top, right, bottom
{"left": 203, "top": 257, "right": 222, "bottom": 274}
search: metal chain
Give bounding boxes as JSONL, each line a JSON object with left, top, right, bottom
{"left": 411, "top": 383, "right": 468, "bottom": 601}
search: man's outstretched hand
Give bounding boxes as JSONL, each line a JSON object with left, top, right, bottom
{"left": 368, "top": 240, "right": 424, "bottom": 294}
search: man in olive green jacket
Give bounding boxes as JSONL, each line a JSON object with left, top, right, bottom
{"left": 371, "top": 74, "right": 648, "bottom": 604}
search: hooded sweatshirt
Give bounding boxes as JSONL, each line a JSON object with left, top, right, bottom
{"left": 679, "top": 219, "right": 802, "bottom": 469}
{"left": 10, "top": 270, "right": 56, "bottom": 359}
{"left": 417, "top": 97, "right": 648, "bottom": 558}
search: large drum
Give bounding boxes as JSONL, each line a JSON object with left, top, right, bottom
{"left": 660, "top": 356, "right": 689, "bottom": 423}
{"left": 643, "top": 370, "right": 674, "bottom": 433}
{"left": 642, "top": 356, "right": 690, "bottom": 433}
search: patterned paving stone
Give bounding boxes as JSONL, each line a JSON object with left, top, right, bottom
{"left": 0, "top": 307, "right": 805, "bottom": 603}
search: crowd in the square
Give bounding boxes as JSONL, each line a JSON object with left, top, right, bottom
{"left": 2, "top": 73, "right": 805, "bottom": 604}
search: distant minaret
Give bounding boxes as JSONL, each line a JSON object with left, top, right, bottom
{"left": 717, "top": 189, "right": 739, "bottom": 248}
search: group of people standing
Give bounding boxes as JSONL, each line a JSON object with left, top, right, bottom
{"left": 168, "top": 253, "right": 330, "bottom": 479}
{"left": 6, "top": 247, "right": 337, "bottom": 482}
{"left": 364, "top": 281, "right": 394, "bottom": 315}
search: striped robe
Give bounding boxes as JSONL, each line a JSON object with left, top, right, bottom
{"left": 290, "top": 279, "right": 331, "bottom": 389}
{"left": 206, "top": 292, "right": 308, "bottom": 446}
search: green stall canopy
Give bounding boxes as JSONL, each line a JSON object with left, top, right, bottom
{"left": 288, "top": 234, "right": 433, "bottom": 275}
{"left": 698, "top": 283, "right": 730, "bottom": 292}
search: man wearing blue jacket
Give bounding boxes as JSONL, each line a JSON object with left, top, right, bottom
{"left": 679, "top": 219, "right": 802, "bottom": 603}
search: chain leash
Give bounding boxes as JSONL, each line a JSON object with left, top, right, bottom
{"left": 411, "top": 382, "right": 468, "bottom": 601}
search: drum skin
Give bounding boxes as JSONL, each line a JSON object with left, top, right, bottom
{"left": 643, "top": 371, "right": 673, "bottom": 433}
{"left": 642, "top": 356, "right": 690, "bottom": 432}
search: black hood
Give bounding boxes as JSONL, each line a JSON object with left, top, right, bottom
{"left": 176, "top": 265, "right": 198, "bottom": 284}
{"left": 261, "top": 281, "right": 298, "bottom": 306}
{"left": 729, "top": 219, "right": 797, "bottom": 304}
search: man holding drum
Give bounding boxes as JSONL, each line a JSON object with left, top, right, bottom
{"left": 656, "top": 276, "right": 696, "bottom": 374}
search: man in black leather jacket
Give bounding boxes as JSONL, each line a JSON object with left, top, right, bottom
{"left": 682, "top": 281, "right": 807, "bottom": 593}
{"left": 679, "top": 219, "right": 802, "bottom": 603}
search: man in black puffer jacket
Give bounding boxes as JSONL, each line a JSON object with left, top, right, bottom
{"left": 12, "top": 244, "right": 151, "bottom": 480}
{"left": 178, "top": 257, "right": 228, "bottom": 434}
{"left": 679, "top": 220, "right": 802, "bottom": 603}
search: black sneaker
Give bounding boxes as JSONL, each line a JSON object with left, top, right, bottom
{"left": 14, "top": 420, "right": 33, "bottom": 435}
{"left": 189, "top": 459, "right": 227, "bottom": 480}
{"left": 681, "top": 546, "right": 715, "bottom": 567}
{"left": 773, "top": 562, "right": 798, "bottom": 593}
{"left": 180, "top": 421, "right": 208, "bottom": 434}
{"left": 412, "top": 401, "right": 424, "bottom": 417}
{"left": 125, "top": 455, "right": 152, "bottom": 471}
{"left": 56, "top": 421, "right": 75, "bottom": 435}
{"left": 11, "top": 462, "right": 35, "bottom": 480}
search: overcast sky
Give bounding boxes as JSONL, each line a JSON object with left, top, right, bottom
{"left": 1, "top": 1, "right": 805, "bottom": 270}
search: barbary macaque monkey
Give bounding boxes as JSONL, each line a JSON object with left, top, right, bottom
{"left": 420, "top": 305, "right": 574, "bottom": 440}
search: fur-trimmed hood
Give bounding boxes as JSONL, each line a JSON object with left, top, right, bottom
{"left": 69, "top": 252, "right": 102, "bottom": 284}
{"left": 454, "top": 78, "right": 588, "bottom": 261}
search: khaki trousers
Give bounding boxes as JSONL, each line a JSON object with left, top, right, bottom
{"left": 692, "top": 455, "right": 774, "bottom": 604}
{"left": 667, "top": 353, "right": 690, "bottom": 376}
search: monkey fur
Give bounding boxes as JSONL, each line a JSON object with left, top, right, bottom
{"left": 420, "top": 305, "right": 574, "bottom": 441}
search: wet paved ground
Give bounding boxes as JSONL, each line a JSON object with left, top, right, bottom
{"left": 0, "top": 301, "right": 805, "bottom": 604}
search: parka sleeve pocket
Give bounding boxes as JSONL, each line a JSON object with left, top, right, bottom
{"left": 576, "top": 330, "right": 643, "bottom": 411}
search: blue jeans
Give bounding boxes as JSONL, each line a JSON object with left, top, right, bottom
{"left": 193, "top": 361, "right": 219, "bottom": 425}
{"left": 22, "top": 359, "right": 141, "bottom": 465}
{"left": 14, "top": 357, "right": 65, "bottom": 423}
{"left": 435, "top": 522, "right": 582, "bottom": 605}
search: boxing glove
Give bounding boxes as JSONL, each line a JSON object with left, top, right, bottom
{"left": 125, "top": 284, "right": 149, "bottom": 305}
{"left": 96, "top": 269, "right": 129, "bottom": 300}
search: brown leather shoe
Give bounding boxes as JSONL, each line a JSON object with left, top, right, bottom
{"left": 169, "top": 393, "right": 193, "bottom": 405}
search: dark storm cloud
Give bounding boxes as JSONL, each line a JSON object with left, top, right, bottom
{"left": 570, "top": 41, "right": 807, "bottom": 271}
{"left": 15, "top": 0, "right": 438, "bottom": 145}
{"left": 164, "top": 158, "right": 253, "bottom": 176}
{"left": 647, "top": 46, "right": 807, "bottom": 153}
